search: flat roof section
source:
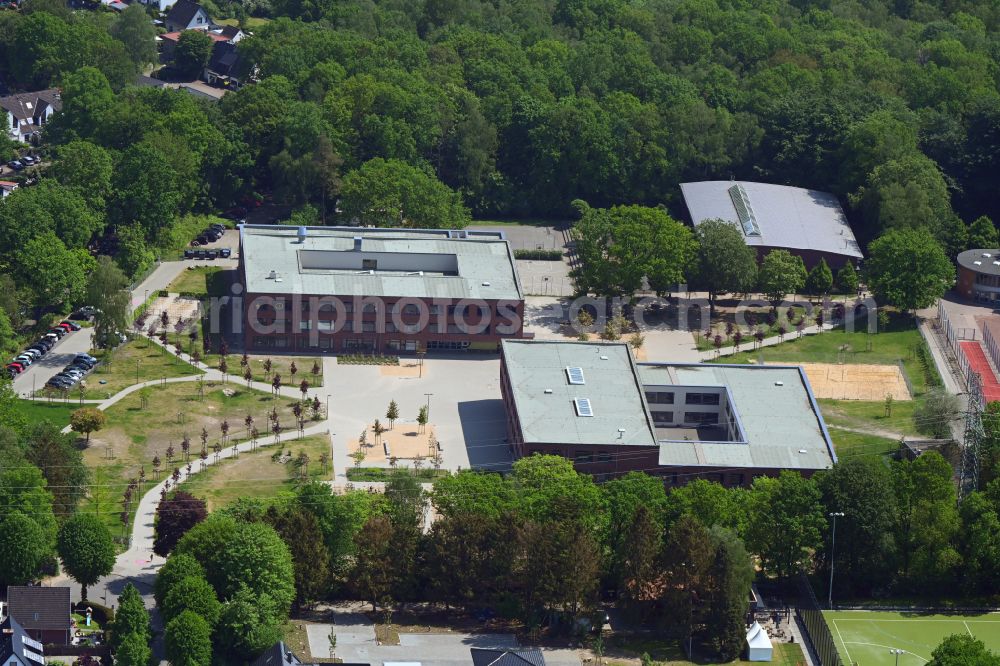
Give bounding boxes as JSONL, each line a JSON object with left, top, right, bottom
{"left": 639, "top": 363, "right": 836, "bottom": 470}
{"left": 680, "top": 181, "right": 862, "bottom": 259}
{"left": 958, "top": 249, "right": 1000, "bottom": 276}
{"left": 240, "top": 225, "right": 522, "bottom": 301}
{"left": 501, "top": 340, "right": 658, "bottom": 447}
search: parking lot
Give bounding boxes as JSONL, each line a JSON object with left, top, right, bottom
{"left": 11, "top": 327, "right": 94, "bottom": 397}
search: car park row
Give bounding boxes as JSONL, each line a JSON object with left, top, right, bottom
{"left": 190, "top": 223, "right": 227, "bottom": 247}
{"left": 184, "top": 247, "right": 231, "bottom": 260}
{"left": 5, "top": 321, "right": 84, "bottom": 379}
{"left": 44, "top": 352, "right": 98, "bottom": 391}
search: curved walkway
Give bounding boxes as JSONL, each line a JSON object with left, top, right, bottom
{"left": 51, "top": 333, "right": 333, "bottom": 642}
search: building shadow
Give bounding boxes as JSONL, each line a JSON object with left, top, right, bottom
{"left": 457, "top": 399, "right": 512, "bottom": 472}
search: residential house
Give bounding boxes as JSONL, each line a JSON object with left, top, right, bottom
{"left": 5, "top": 587, "right": 71, "bottom": 646}
{"left": 471, "top": 648, "right": 546, "bottom": 666}
{"left": 0, "top": 181, "right": 18, "bottom": 198}
{"left": 135, "top": 0, "right": 178, "bottom": 13}
{"left": 159, "top": 29, "right": 228, "bottom": 59}
{"left": 0, "top": 614, "right": 46, "bottom": 666}
{"left": 204, "top": 41, "right": 245, "bottom": 89}
{"left": 0, "top": 90, "right": 61, "bottom": 144}
{"left": 210, "top": 24, "right": 244, "bottom": 42}
{"left": 165, "top": 0, "right": 211, "bottom": 32}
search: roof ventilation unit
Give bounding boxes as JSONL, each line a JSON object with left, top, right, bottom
{"left": 353, "top": 236, "right": 363, "bottom": 251}
{"left": 267, "top": 270, "right": 276, "bottom": 280}
{"left": 543, "top": 389, "right": 553, "bottom": 394}
{"left": 297, "top": 226, "right": 307, "bottom": 243}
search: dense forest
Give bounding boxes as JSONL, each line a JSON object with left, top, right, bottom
{"left": 0, "top": 0, "right": 998, "bottom": 295}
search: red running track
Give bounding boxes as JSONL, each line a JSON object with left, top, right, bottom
{"left": 960, "top": 341, "right": 1000, "bottom": 403}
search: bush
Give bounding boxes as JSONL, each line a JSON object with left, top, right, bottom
{"left": 514, "top": 249, "right": 563, "bottom": 260}
{"left": 338, "top": 354, "right": 399, "bottom": 365}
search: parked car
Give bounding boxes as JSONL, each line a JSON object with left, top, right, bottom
{"left": 195, "top": 249, "right": 208, "bottom": 259}
{"left": 61, "top": 321, "right": 81, "bottom": 331}
{"left": 56, "top": 322, "right": 72, "bottom": 331}
{"left": 13, "top": 356, "right": 33, "bottom": 367}
{"left": 7, "top": 362, "right": 24, "bottom": 374}
{"left": 209, "top": 223, "right": 226, "bottom": 233}
{"left": 71, "top": 306, "right": 96, "bottom": 320}
{"left": 48, "top": 328, "right": 66, "bottom": 338}
{"left": 7, "top": 160, "right": 23, "bottom": 170}
{"left": 205, "top": 249, "right": 219, "bottom": 260}
{"left": 219, "top": 248, "right": 232, "bottom": 258}
{"left": 184, "top": 249, "right": 196, "bottom": 258}
{"left": 20, "top": 156, "right": 35, "bottom": 165}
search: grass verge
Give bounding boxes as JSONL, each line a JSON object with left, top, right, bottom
{"left": 181, "top": 433, "right": 332, "bottom": 511}
{"left": 11, "top": 399, "right": 78, "bottom": 427}
{"left": 78, "top": 380, "right": 299, "bottom": 542}
{"left": 827, "top": 427, "right": 900, "bottom": 460}
{"left": 65, "top": 339, "right": 202, "bottom": 400}
{"left": 166, "top": 266, "right": 232, "bottom": 297}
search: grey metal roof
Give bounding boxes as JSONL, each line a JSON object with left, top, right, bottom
{"left": 240, "top": 226, "right": 522, "bottom": 301}
{"left": 639, "top": 364, "right": 835, "bottom": 471}
{"left": 471, "top": 648, "right": 546, "bottom": 666}
{"left": 958, "top": 249, "right": 1000, "bottom": 276}
{"left": 680, "top": 181, "right": 862, "bottom": 259}
{"left": 1, "top": 615, "right": 45, "bottom": 666}
{"left": 501, "top": 340, "right": 658, "bottom": 447}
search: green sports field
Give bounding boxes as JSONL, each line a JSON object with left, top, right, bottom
{"left": 825, "top": 610, "right": 1000, "bottom": 665}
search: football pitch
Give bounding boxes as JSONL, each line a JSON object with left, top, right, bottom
{"left": 825, "top": 610, "right": 1000, "bottom": 665}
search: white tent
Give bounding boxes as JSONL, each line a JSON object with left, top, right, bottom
{"left": 746, "top": 622, "right": 773, "bottom": 662}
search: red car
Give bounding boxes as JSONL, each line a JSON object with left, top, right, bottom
{"left": 6, "top": 362, "right": 24, "bottom": 374}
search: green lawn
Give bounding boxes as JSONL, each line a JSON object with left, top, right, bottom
{"left": 825, "top": 610, "right": 1000, "bottom": 666}
{"left": 714, "top": 313, "right": 938, "bottom": 395}
{"left": 79, "top": 381, "right": 299, "bottom": 542}
{"left": 197, "top": 353, "right": 326, "bottom": 389}
{"left": 819, "top": 398, "right": 919, "bottom": 437}
{"left": 181, "top": 433, "right": 333, "bottom": 511}
{"left": 607, "top": 635, "right": 806, "bottom": 665}
{"left": 73, "top": 339, "right": 202, "bottom": 400}
{"left": 11, "top": 399, "right": 78, "bottom": 427}
{"left": 828, "top": 426, "right": 900, "bottom": 460}
{"left": 166, "top": 266, "right": 233, "bottom": 297}
{"left": 215, "top": 16, "right": 271, "bottom": 27}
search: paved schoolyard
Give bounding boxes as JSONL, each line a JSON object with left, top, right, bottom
{"left": 307, "top": 613, "right": 583, "bottom": 666}
{"left": 324, "top": 356, "right": 512, "bottom": 478}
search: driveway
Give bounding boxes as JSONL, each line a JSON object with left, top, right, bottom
{"left": 11, "top": 328, "right": 93, "bottom": 398}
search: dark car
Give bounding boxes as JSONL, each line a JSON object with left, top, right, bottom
{"left": 71, "top": 306, "right": 96, "bottom": 320}
{"left": 196, "top": 234, "right": 212, "bottom": 245}
{"left": 7, "top": 160, "right": 23, "bottom": 170}
{"left": 195, "top": 249, "right": 208, "bottom": 260}
{"left": 184, "top": 249, "right": 196, "bottom": 258}
{"left": 210, "top": 223, "right": 226, "bottom": 232}
{"left": 48, "top": 328, "right": 66, "bottom": 338}
{"left": 205, "top": 249, "right": 219, "bottom": 260}
{"left": 219, "top": 248, "right": 231, "bottom": 258}
{"left": 20, "top": 156, "right": 35, "bottom": 166}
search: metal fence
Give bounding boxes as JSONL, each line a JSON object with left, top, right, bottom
{"left": 795, "top": 608, "right": 844, "bottom": 666}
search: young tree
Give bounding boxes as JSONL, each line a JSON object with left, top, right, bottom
{"left": 173, "top": 30, "right": 213, "bottom": 77}
{"left": 162, "top": 574, "right": 222, "bottom": 627}
{"left": 805, "top": 258, "right": 834, "bottom": 296}
{"left": 914, "top": 389, "right": 961, "bottom": 439}
{"left": 264, "top": 505, "right": 332, "bottom": 608}
{"left": 865, "top": 228, "right": 954, "bottom": 311}
{"left": 386, "top": 400, "right": 399, "bottom": 429}
{"left": 745, "top": 471, "right": 826, "bottom": 578}
{"left": 835, "top": 262, "right": 859, "bottom": 295}
{"left": 56, "top": 514, "right": 116, "bottom": 600}
{"left": 758, "top": 249, "right": 807, "bottom": 304}
{"left": 704, "top": 528, "right": 755, "bottom": 661}
{"left": 70, "top": 408, "right": 106, "bottom": 444}
{"left": 109, "top": 4, "right": 157, "bottom": 67}
{"left": 616, "top": 505, "right": 664, "bottom": 618}
{"left": 967, "top": 216, "right": 999, "bottom": 250}
{"left": 153, "top": 491, "right": 208, "bottom": 557}
{"left": 693, "top": 219, "right": 758, "bottom": 307}
{"left": 114, "top": 632, "right": 152, "bottom": 666}
{"left": 0, "top": 511, "right": 51, "bottom": 586}
{"left": 110, "top": 583, "right": 150, "bottom": 653}
{"left": 927, "top": 634, "right": 1000, "bottom": 666}
{"left": 87, "top": 256, "right": 132, "bottom": 349}
{"left": 417, "top": 405, "right": 428, "bottom": 433}
{"left": 350, "top": 515, "right": 399, "bottom": 611}
{"left": 165, "top": 610, "right": 213, "bottom": 666}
